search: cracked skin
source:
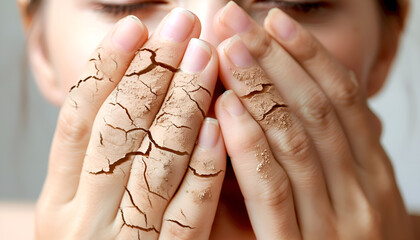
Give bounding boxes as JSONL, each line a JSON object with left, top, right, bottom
{"left": 68, "top": 47, "right": 219, "bottom": 237}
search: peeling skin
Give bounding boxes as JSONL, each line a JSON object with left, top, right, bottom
{"left": 103, "top": 119, "right": 188, "bottom": 156}
{"left": 125, "top": 48, "right": 178, "bottom": 77}
{"left": 255, "top": 148, "right": 271, "bottom": 179}
{"left": 232, "top": 67, "right": 291, "bottom": 131}
{"left": 82, "top": 47, "right": 214, "bottom": 236}
{"left": 165, "top": 219, "right": 195, "bottom": 229}
{"left": 193, "top": 187, "right": 212, "bottom": 204}
{"left": 188, "top": 166, "right": 223, "bottom": 178}
{"left": 241, "top": 83, "right": 274, "bottom": 99}
{"left": 259, "top": 103, "right": 288, "bottom": 122}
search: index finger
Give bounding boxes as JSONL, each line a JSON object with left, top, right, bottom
{"left": 42, "top": 16, "right": 148, "bottom": 203}
{"left": 264, "top": 9, "right": 383, "bottom": 171}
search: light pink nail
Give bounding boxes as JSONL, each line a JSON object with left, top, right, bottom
{"left": 198, "top": 118, "right": 220, "bottom": 148}
{"left": 268, "top": 9, "right": 296, "bottom": 41}
{"left": 112, "top": 15, "right": 145, "bottom": 52}
{"left": 220, "top": 1, "right": 252, "bottom": 33}
{"left": 160, "top": 8, "right": 194, "bottom": 42}
{"left": 181, "top": 39, "right": 211, "bottom": 73}
{"left": 222, "top": 90, "right": 246, "bottom": 116}
{"left": 224, "top": 36, "right": 254, "bottom": 68}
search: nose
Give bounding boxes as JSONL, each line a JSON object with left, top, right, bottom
{"left": 182, "top": 0, "right": 229, "bottom": 47}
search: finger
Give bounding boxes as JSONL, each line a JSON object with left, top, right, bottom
{"left": 159, "top": 118, "right": 226, "bottom": 240}
{"left": 76, "top": 8, "right": 201, "bottom": 222}
{"left": 41, "top": 16, "right": 148, "bottom": 204}
{"left": 215, "top": 2, "right": 362, "bottom": 212}
{"left": 216, "top": 90, "right": 301, "bottom": 240}
{"left": 264, "top": 10, "right": 411, "bottom": 235}
{"left": 217, "top": 36, "right": 336, "bottom": 238}
{"left": 117, "top": 39, "right": 218, "bottom": 238}
{"left": 264, "top": 8, "right": 384, "bottom": 171}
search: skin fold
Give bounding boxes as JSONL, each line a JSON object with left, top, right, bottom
{"left": 16, "top": 0, "right": 420, "bottom": 239}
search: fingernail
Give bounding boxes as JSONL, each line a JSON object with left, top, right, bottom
{"left": 160, "top": 8, "right": 195, "bottom": 42}
{"left": 112, "top": 15, "right": 146, "bottom": 52}
{"left": 221, "top": 90, "right": 246, "bottom": 116}
{"left": 220, "top": 1, "right": 252, "bottom": 33}
{"left": 267, "top": 9, "right": 296, "bottom": 41}
{"left": 180, "top": 39, "right": 211, "bottom": 73}
{"left": 224, "top": 36, "right": 254, "bottom": 68}
{"left": 198, "top": 118, "right": 220, "bottom": 148}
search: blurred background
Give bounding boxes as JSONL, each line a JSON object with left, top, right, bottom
{"left": 1, "top": 0, "right": 419, "bottom": 237}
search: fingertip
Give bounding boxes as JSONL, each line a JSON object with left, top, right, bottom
{"left": 264, "top": 8, "right": 297, "bottom": 42}
{"left": 197, "top": 118, "right": 220, "bottom": 149}
{"left": 111, "top": 15, "right": 148, "bottom": 53}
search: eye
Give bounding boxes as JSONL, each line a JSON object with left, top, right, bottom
{"left": 250, "top": 0, "right": 334, "bottom": 24}
{"left": 94, "top": 0, "right": 169, "bottom": 16}
{"left": 254, "top": 0, "right": 330, "bottom": 13}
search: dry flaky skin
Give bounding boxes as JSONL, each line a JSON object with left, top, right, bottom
{"left": 255, "top": 148, "right": 271, "bottom": 179}
{"left": 74, "top": 45, "right": 217, "bottom": 239}
{"left": 69, "top": 48, "right": 118, "bottom": 95}
{"left": 83, "top": 44, "right": 178, "bottom": 175}
{"left": 232, "top": 66, "right": 291, "bottom": 131}
{"left": 119, "top": 69, "right": 213, "bottom": 238}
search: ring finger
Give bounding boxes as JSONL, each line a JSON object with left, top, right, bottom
{"left": 216, "top": 90, "right": 301, "bottom": 240}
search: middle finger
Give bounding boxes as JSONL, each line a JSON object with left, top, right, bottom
{"left": 216, "top": 1, "right": 362, "bottom": 218}
{"left": 117, "top": 38, "right": 218, "bottom": 239}
{"left": 76, "top": 8, "right": 200, "bottom": 225}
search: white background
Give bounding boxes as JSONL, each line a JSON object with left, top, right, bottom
{"left": 1, "top": 1, "right": 419, "bottom": 212}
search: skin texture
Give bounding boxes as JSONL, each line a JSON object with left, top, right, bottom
{"left": 17, "top": 0, "right": 419, "bottom": 239}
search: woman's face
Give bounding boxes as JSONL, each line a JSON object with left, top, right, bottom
{"left": 37, "top": 0, "right": 392, "bottom": 103}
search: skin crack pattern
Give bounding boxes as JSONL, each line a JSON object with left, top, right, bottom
{"left": 232, "top": 66, "right": 291, "bottom": 131}
{"left": 69, "top": 49, "right": 117, "bottom": 94}
{"left": 84, "top": 47, "right": 182, "bottom": 174}
{"left": 79, "top": 46, "right": 216, "bottom": 238}
{"left": 165, "top": 219, "right": 195, "bottom": 229}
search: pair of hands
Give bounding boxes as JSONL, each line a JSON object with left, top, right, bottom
{"left": 36, "top": 2, "right": 414, "bottom": 240}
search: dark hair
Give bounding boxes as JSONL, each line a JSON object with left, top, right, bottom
{"left": 380, "top": 0, "right": 402, "bottom": 15}
{"left": 28, "top": 0, "right": 403, "bottom": 16}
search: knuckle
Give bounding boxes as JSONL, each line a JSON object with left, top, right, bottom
{"left": 349, "top": 193, "right": 382, "bottom": 239}
{"left": 258, "top": 173, "right": 292, "bottom": 208}
{"left": 299, "top": 90, "right": 334, "bottom": 125}
{"left": 232, "top": 122, "right": 266, "bottom": 155}
{"left": 358, "top": 205, "right": 382, "bottom": 239}
{"left": 293, "top": 32, "right": 319, "bottom": 63}
{"left": 330, "top": 72, "right": 360, "bottom": 107}
{"left": 280, "top": 128, "right": 312, "bottom": 158}
{"left": 56, "top": 109, "right": 90, "bottom": 144}
{"left": 303, "top": 215, "right": 339, "bottom": 240}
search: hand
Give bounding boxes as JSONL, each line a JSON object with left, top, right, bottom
{"left": 36, "top": 9, "right": 226, "bottom": 240}
{"left": 214, "top": 2, "right": 413, "bottom": 240}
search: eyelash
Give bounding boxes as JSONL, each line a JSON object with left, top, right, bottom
{"left": 96, "top": 1, "right": 328, "bottom": 17}
{"left": 97, "top": 1, "right": 168, "bottom": 16}
{"left": 255, "top": 1, "right": 329, "bottom": 13}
